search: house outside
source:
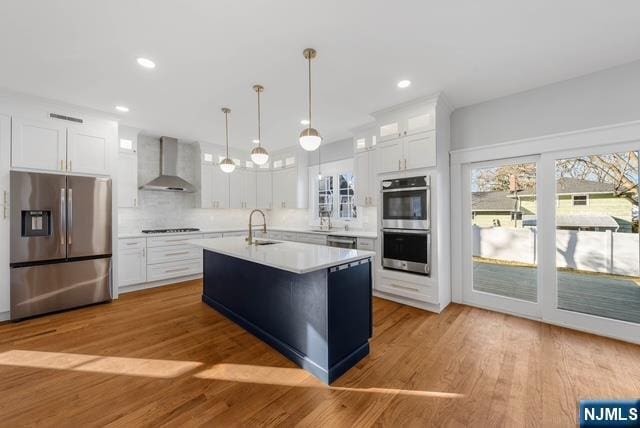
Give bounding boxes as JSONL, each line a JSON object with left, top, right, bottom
{"left": 472, "top": 178, "right": 636, "bottom": 232}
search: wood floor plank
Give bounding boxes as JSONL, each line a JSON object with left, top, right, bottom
{"left": 0, "top": 279, "right": 637, "bottom": 427}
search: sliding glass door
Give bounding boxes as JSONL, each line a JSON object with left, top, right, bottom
{"left": 462, "top": 145, "right": 640, "bottom": 342}
{"left": 540, "top": 146, "right": 640, "bottom": 342}
{"left": 462, "top": 156, "right": 541, "bottom": 318}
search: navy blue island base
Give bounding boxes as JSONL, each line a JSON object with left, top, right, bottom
{"left": 201, "top": 249, "right": 373, "bottom": 384}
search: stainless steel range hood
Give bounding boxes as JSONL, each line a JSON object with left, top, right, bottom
{"left": 139, "top": 136, "right": 196, "bottom": 193}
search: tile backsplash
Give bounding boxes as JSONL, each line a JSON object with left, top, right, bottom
{"left": 118, "top": 134, "right": 377, "bottom": 233}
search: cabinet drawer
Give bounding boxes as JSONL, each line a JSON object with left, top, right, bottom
{"left": 118, "top": 238, "right": 146, "bottom": 251}
{"left": 357, "top": 238, "right": 375, "bottom": 251}
{"left": 281, "top": 232, "right": 298, "bottom": 242}
{"left": 268, "top": 231, "right": 283, "bottom": 239}
{"left": 202, "top": 233, "right": 222, "bottom": 239}
{"left": 222, "top": 231, "right": 245, "bottom": 237}
{"left": 376, "top": 275, "right": 436, "bottom": 303}
{"left": 147, "top": 259, "right": 202, "bottom": 282}
{"left": 297, "top": 233, "right": 327, "bottom": 245}
{"left": 147, "top": 234, "right": 203, "bottom": 247}
{"left": 147, "top": 244, "right": 202, "bottom": 264}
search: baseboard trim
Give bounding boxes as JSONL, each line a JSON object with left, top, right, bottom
{"left": 118, "top": 274, "right": 202, "bottom": 295}
{"left": 373, "top": 290, "right": 444, "bottom": 313}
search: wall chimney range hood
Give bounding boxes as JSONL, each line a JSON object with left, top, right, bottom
{"left": 139, "top": 136, "right": 196, "bottom": 193}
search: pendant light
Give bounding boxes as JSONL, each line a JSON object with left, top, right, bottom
{"left": 299, "top": 48, "right": 322, "bottom": 151}
{"left": 219, "top": 107, "right": 236, "bottom": 173}
{"left": 250, "top": 85, "right": 269, "bottom": 165}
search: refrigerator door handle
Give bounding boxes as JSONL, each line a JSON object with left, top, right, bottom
{"left": 60, "top": 188, "right": 66, "bottom": 246}
{"left": 68, "top": 188, "right": 73, "bottom": 246}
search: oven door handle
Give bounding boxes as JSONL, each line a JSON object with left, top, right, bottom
{"left": 382, "top": 228, "right": 430, "bottom": 235}
{"left": 381, "top": 186, "right": 429, "bottom": 193}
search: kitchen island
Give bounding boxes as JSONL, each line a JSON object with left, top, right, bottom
{"left": 188, "top": 237, "right": 375, "bottom": 384}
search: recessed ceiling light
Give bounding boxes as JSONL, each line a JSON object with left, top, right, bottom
{"left": 115, "top": 105, "right": 129, "bottom": 112}
{"left": 252, "top": 139, "right": 260, "bottom": 144}
{"left": 300, "top": 119, "right": 310, "bottom": 125}
{"left": 397, "top": 80, "right": 411, "bottom": 88}
{"left": 136, "top": 57, "right": 156, "bottom": 69}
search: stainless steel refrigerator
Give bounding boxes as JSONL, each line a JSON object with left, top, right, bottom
{"left": 9, "top": 171, "right": 112, "bottom": 320}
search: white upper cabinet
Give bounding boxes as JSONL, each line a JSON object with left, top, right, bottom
{"left": 353, "top": 124, "right": 378, "bottom": 153}
{"left": 376, "top": 138, "right": 405, "bottom": 173}
{"left": 272, "top": 166, "right": 298, "bottom": 209}
{"left": 200, "top": 163, "right": 214, "bottom": 208}
{"left": 256, "top": 170, "right": 272, "bottom": 209}
{"left": 230, "top": 168, "right": 256, "bottom": 209}
{"left": 376, "top": 130, "right": 436, "bottom": 173}
{"left": 210, "top": 164, "right": 230, "bottom": 209}
{"left": 354, "top": 151, "right": 377, "bottom": 207}
{"left": 404, "top": 131, "right": 436, "bottom": 170}
{"left": 375, "top": 102, "right": 436, "bottom": 143}
{"left": 67, "top": 125, "right": 109, "bottom": 175}
{"left": 117, "top": 126, "right": 140, "bottom": 208}
{"left": 11, "top": 114, "right": 111, "bottom": 176}
{"left": 11, "top": 116, "right": 67, "bottom": 172}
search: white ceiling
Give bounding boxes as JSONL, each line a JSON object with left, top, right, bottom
{"left": 1, "top": 0, "right": 640, "bottom": 150}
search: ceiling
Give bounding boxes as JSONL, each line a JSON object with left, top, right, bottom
{"left": 1, "top": 0, "right": 640, "bottom": 151}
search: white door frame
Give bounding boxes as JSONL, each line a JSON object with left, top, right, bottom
{"left": 451, "top": 120, "right": 640, "bottom": 344}
{"left": 461, "top": 155, "right": 543, "bottom": 319}
{"left": 539, "top": 142, "right": 640, "bottom": 344}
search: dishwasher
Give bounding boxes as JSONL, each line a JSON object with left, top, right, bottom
{"left": 327, "top": 235, "right": 358, "bottom": 249}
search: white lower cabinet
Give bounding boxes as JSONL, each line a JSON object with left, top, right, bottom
{"left": 118, "top": 233, "right": 206, "bottom": 291}
{"left": 357, "top": 238, "right": 375, "bottom": 250}
{"left": 147, "top": 259, "right": 202, "bottom": 282}
{"left": 117, "top": 238, "right": 147, "bottom": 287}
{"left": 376, "top": 274, "right": 436, "bottom": 304}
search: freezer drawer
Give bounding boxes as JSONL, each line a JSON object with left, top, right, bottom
{"left": 10, "top": 257, "right": 112, "bottom": 320}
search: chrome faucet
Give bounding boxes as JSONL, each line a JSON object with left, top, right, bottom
{"left": 246, "top": 209, "right": 267, "bottom": 245}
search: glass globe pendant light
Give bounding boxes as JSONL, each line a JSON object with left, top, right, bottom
{"left": 299, "top": 48, "right": 322, "bottom": 151}
{"left": 250, "top": 84, "right": 269, "bottom": 165}
{"left": 219, "top": 107, "right": 236, "bottom": 173}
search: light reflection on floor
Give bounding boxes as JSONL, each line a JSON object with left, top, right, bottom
{"left": 195, "top": 363, "right": 465, "bottom": 398}
{"left": 0, "top": 350, "right": 203, "bottom": 378}
{"left": 0, "top": 351, "right": 464, "bottom": 398}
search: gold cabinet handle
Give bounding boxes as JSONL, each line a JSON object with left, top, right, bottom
{"left": 60, "top": 160, "right": 64, "bottom": 171}
{"left": 69, "top": 160, "right": 72, "bottom": 171}
{"left": 404, "top": 159, "right": 407, "bottom": 169}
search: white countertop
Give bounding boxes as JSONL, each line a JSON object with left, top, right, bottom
{"left": 118, "top": 228, "right": 245, "bottom": 239}
{"left": 119, "top": 227, "right": 378, "bottom": 239}
{"left": 268, "top": 227, "right": 378, "bottom": 239}
{"left": 188, "top": 237, "right": 375, "bottom": 274}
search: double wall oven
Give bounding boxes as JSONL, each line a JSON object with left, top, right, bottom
{"left": 381, "top": 176, "right": 431, "bottom": 275}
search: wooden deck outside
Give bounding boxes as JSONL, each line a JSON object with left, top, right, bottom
{"left": 474, "top": 261, "right": 640, "bottom": 324}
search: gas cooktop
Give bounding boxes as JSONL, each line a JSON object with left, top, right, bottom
{"left": 141, "top": 228, "right": 200, "bottom": 234}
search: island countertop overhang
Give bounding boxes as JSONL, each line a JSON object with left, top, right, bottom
{"left": 188, "top": 237, "right": 375, "bottom": 274}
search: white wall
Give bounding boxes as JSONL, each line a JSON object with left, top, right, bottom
{"left": 451, "top": 60, "right": 640, "bottom": 151}
{"left": 307, "top": 138, "right": 353, "bottom": 166}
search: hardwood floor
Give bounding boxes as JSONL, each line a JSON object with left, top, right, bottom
{"left": 0, "top": 280, "right": 638, "bottom": 427}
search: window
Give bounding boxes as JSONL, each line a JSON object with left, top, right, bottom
{"left": 338, "top": 173, "right": 357, "bottom": 219}
{"left": 572, "top": 194, "right": 588, "bottom": 206}
{"left": 318, "top": 176, "right": 333, "bottom": 217}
